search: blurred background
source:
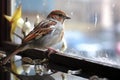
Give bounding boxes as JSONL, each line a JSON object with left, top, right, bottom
{"left": 12, "top": 0, "right": 120, "bottom": 64}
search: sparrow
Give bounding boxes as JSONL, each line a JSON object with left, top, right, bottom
{"left": 2, "top": 10, "right": 71, "bottom": 65}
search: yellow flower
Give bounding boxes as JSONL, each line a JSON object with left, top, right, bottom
{"left": 4, "top": 5, "right": 22, "bottom": 40}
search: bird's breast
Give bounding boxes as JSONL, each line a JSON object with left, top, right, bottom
{"left": 31, "top": 24, "right": 64, "bottom": 49}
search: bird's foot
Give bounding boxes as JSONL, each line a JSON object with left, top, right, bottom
{"left": 47, "top": 48, "right": 59, "bottom": 57}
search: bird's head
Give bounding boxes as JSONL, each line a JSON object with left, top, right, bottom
{"left": 47, "top": 10, "right": 71, "bottom": 23}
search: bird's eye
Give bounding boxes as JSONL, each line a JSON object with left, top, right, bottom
{"left": 58, "top": 14, "right": 63, "bottom": 17}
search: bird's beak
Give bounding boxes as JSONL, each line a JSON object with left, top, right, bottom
{"left": 65, "top": 16, "right": 71, "bottom": 19}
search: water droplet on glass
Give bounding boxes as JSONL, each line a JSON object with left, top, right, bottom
{"left": 71, "top": 12, "right": 74, "bottom": 16}
{"left": 88, "top": 27, "right": 90, "bottom": 29}
{"left": 94, "top": 13, "right": 98, "bottom": 27}
{"left": 43, "top": 3, "right": 46, "bottom": 6}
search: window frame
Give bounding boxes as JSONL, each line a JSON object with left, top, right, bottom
{"left": 0, "top": 0, "right": 11, "bottom": 80}
{"left": 0, "top": 0, "right": 11, "bottom": 46}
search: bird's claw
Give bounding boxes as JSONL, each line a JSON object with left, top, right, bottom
{"left": 47, "top": 48, "right": 59, "bottom": 57}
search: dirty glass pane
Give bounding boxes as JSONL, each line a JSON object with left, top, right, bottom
{"left": 13, "top": 0, "right": 120, "bottom": 67}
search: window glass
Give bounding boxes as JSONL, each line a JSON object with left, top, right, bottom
{"left": 14, "top": 0, "right": 120, "bottom": 65}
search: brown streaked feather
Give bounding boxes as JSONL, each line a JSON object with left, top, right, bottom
{"left": 22, "top": 20, "right": 57, "bottom": 43}
{"left": 23, "top": 28, "right": 52, "bottom": 43}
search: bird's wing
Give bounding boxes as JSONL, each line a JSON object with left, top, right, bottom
{"left": 22, "top": 20, "right": 57, "bottom": 43}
